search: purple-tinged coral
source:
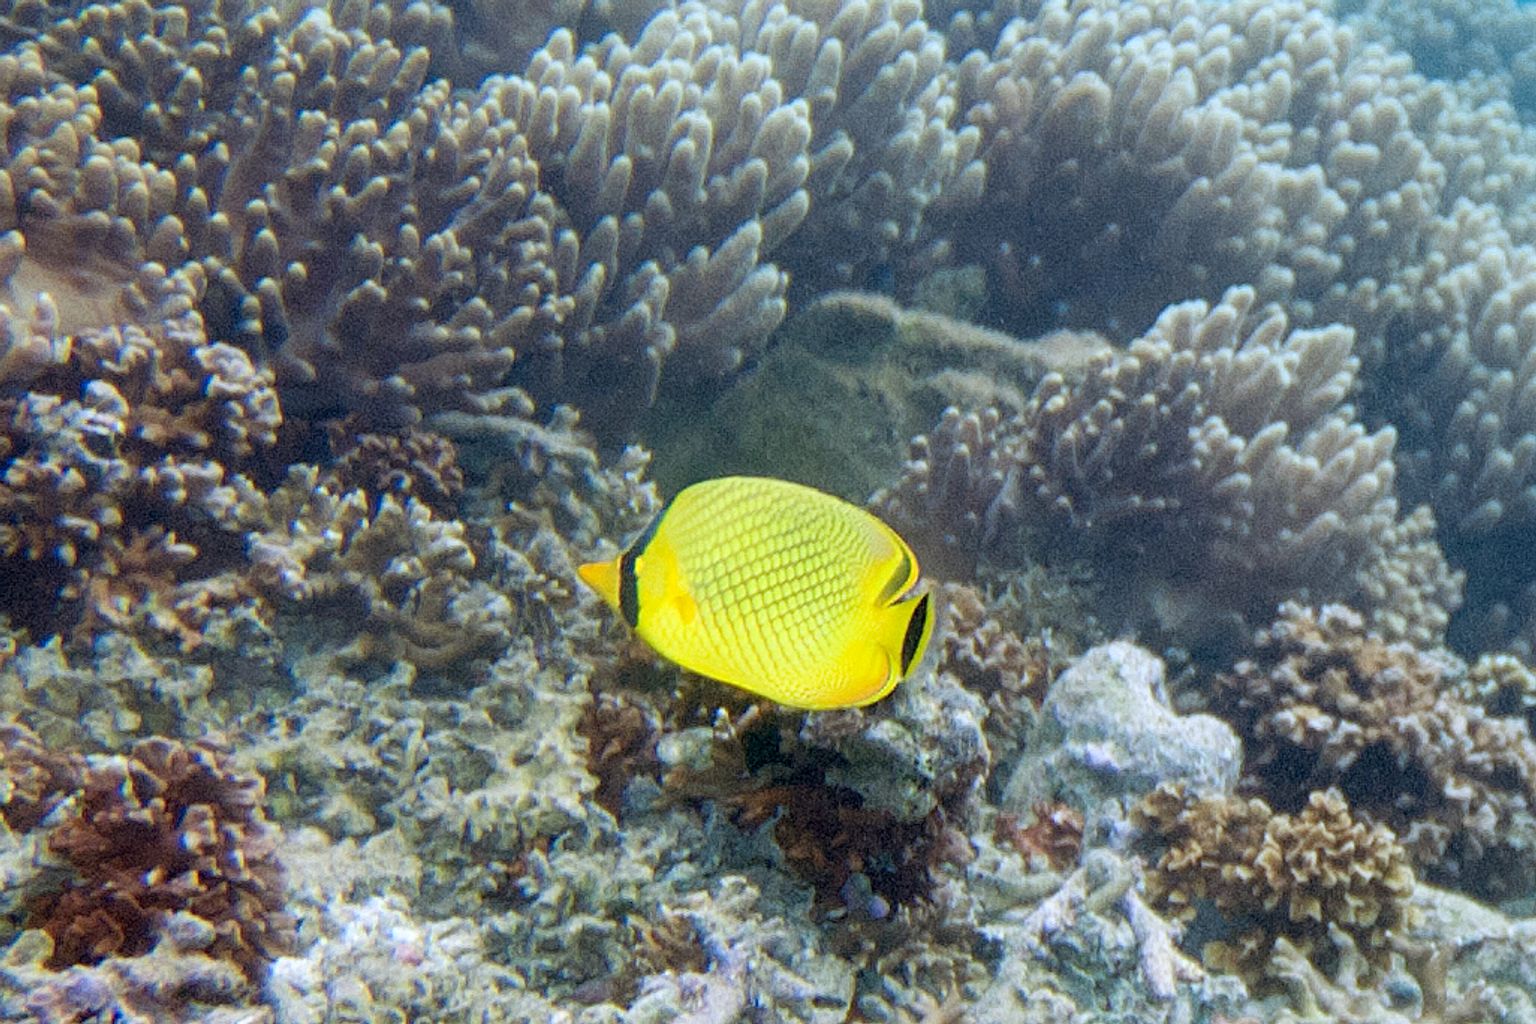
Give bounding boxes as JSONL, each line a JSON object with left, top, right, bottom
{"left": 878, "top": 287, "right": 1462, "bottom": 644}
{"left": 712, "top": 0, "right": 985, "bottom": 293}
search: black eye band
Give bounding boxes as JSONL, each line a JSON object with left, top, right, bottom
{"left": 617, "top": 499, "right": 671, "bottom": 628}
{"left": 618, "top": 547, "right": 640, "bottom": 627}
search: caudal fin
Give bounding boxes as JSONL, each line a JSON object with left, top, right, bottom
{"left": 577, "top": 558, "right": 622, "bottom": 611}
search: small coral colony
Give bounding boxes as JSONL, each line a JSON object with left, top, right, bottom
{"left": 8, "top": 0, "right": 1536, "bottom": 1020}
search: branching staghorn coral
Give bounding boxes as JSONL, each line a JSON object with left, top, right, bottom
{"left": 934, "top": 0, "right": 1480, "bottom": 359}
{"left": 876, "top": 287, "right": 1462, "bottom": 645}
{"left": 0, "top": 2, "right": 652, "bottom": 430}
{"left": 0, "top": 0, "right": 981, "bottom": 439}
{"left": 0, "top": 282, "right": 518, "bottom": 664}
{"left": 1212, "top": 602, "right": 1536, "bottom": 900}
{"left": 0, "top": 722, "right": 83, "bottom": 833}
{"left": 0, "top": 304, "right": 278, "bottom": 645}
{"left": 708, "top": 0, "right": 985, "bottom": 294}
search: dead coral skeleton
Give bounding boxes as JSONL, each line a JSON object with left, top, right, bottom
{"left": 1013, "top": 849, "right": 1203, "bottom": 1002}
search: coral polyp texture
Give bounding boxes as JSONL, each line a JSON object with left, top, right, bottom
{"left": 1213, "top": 603, "right": 1536, "bottom": 900}
{"left": 0, "top": 721, "right": 84, "bottom": 833}
{"left": 1134, "top": 782, "right": 1416, "bottom": 982}
{"left": 0, "top": 0, "right": 983, "bottom": 439}
{"left": 0, "top": 724, "right": 294, "bottom": 982}
{"left": 876, "top": 286, "right": 1463, "bottom": 644}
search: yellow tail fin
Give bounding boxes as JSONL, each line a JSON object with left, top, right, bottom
{"left": 577, "top": 558, "right": 622, "bottom": 611}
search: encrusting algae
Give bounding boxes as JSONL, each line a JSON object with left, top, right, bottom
{"left": 579, "top": 475, "right": 935, "bottom": 709}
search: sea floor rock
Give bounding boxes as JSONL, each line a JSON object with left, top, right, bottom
{"left": 1001, "top": 642, "right": 1242, "bottom": 838}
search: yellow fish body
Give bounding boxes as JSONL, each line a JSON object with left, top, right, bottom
{"left": 578, "top": 476, "right": 934, "bottom": 710}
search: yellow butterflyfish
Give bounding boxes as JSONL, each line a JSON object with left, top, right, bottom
{"left": 578, "top": 476, "right": 935, "bottom": 710}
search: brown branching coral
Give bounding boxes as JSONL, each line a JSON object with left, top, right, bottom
{"left": 730, "top": 781, "right": 955, "bottom": 913}
{"left": 0, "top": 0, "right": 792, "bottom": 434}
{"left": 324, "top": 417, "right": 465, "bottom": 518}
{"left": 939, "top": 581, "right": 1055, "bottom": 709}
{"left": 0, "top": 722, "right": 84, "bottom": 832}
{"left": 921, "top": 0, "right": 1536, "bottom": 656}
{"left": 1213, "top": 602, "right": 1536, "bottom": 899}
{"left": 651, "top": 694, "right": 976, "bottom": 917}
{"left": 8, "top": 0, "right": 1536, "bottom": 663}
{"left": 1455, "top": 652, "right": 1536, "bottom": 735}
{"left": 0, "top": 307, "right": 278, "bottom": 644}
{"left": 578, "top": 690, "right": 663, "bottom": 818}
{"left": 711, "top": 0, "right": 985, "bottom": 295}
{"left": 482, "top": 16, "right": 806, "bottom": 427}
{"left": 22, "top": 734, "right": 294, "bottom": 980}
{"left": 0, "top": 294, "right": 510, "bottom": 668}
{"left": 937, "top": 579, "right": 1068, "bottom": 788}
{"left": 1134, "top": 783, "right": 1416, "bottom": 983}
{"left": 0, "top": 1, "right": 538, "bottom": 428}
{"left": 939, "top": 0, "right": 1452, "bottom": 355}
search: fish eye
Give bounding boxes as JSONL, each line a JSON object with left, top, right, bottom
{"left": 898, "top": 593, "right": 932, "bottom": 675}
